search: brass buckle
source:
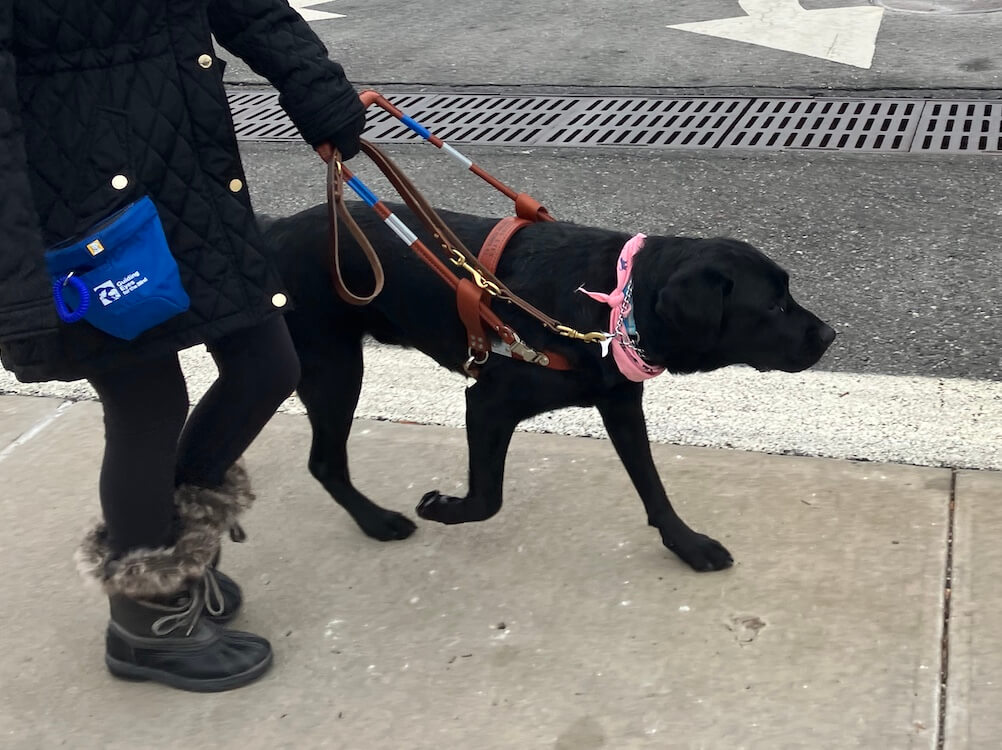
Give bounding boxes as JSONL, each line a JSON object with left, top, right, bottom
{"left": 448, "top": 248, "right": 504, "bottom": 298}
{"left": 554, "top": 324, "right": 611, "bottom": 344}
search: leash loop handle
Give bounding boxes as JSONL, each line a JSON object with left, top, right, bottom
{"left": 326, "top": 150, "right": 385, "bottom": 305}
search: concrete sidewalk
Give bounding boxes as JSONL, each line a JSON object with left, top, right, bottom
{"left": 0, "top": 393, "right": 998, "bottom": 749}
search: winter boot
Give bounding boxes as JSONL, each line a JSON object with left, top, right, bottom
{"left": 75, "top": 462, "right": 270, "bottom": 692}
{"left": 104, "top": 587, "right": 271, "bottom": 692}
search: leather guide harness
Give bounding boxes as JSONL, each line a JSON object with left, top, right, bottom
{"left": 326, "top": 91, "right": 609, "bottom": 378}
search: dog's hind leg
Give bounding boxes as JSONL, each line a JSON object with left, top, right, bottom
{"left": 596, "top": 383, "right": 733, "bottom": 572}
{"left": 296, "top": 333, "right": 418, "bottom": 541}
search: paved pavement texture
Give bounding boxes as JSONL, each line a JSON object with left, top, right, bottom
{"left": 3, "top": 0, "right": 1002, "bottom": 747}
{"left": 3, "top": 392, "right": 998, "bottom": 750}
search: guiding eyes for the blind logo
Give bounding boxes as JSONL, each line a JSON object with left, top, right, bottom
{"left": 93, "top": 281, "right": 121, "bottom": 306}
{"left": 93, "top": 271, "right": 149, "bottom": 307}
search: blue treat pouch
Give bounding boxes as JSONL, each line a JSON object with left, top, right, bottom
{"left": 45, "top": 196, "right": 190, "bottom": 341}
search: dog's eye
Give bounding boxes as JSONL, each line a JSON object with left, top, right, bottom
{"left": 770, "top": 302, "right": 787, "bottom": 314}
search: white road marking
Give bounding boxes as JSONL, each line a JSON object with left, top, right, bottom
{"left": 289, "top": 0, "right": 345, "bottom": 22}
{"left": 668, "top": 0, "right": 885, "bottom": 70}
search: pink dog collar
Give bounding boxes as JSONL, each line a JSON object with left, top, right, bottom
{"left": 578, "top": 234, "right": 665, "bottom": 382}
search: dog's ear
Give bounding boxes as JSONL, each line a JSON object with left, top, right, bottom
{"left": 655, "top": 266, "right": 733, "bottom": 351}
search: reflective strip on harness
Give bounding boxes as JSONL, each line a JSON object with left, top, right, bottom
{"left": 441, "top": 143, "right": 473, "bottom": 169}
{"left": 384, "top": 213, "right": 418, "bottom": 245}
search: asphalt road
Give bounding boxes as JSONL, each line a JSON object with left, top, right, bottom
{"left": 222, "top": 1, "right": 1002, "bottom": 94}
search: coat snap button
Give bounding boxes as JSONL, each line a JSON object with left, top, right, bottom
{"left": 271, "top": 293, "right": 288, "bottom": 308}
{"left": 228, "top": 178, "right": 243, "bottom": 193}
{"left": 111, "top": 174, "right": 129, "bottom": 190}
{"left": 198, "top": 54, "right": 213, "bottom": 69}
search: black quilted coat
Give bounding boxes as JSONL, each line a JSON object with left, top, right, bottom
{"left": 0, "top": 0, "right": 364, "bottom": 382}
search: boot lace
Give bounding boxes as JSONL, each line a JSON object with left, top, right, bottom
{"left": 150, "top": 587, "right": 205, "bottom": 637}
{"left": 202, "top": 567, "right": 226, "bottom": 618}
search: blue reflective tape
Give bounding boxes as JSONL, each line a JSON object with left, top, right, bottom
{"left": 401, "top": 115, "right": 431, "bottom": 140}
{"left": 346, "top": 176, "right": 379, "bottom": 207}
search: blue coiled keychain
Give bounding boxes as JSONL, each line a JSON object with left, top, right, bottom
{"left": 51, "top": 272, "right": 91, "bottom": 323}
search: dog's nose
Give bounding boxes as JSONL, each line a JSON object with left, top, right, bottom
{"left": 818, "top": 324, "right": 836, "bottom": 348}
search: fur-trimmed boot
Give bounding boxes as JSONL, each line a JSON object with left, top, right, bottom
{"left": 174, "top": 463, "right": 257, "bottom": 624}
{"left": 76, "top": 464, "right": 270, "bottom": 692}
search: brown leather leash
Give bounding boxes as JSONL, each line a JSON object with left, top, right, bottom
{"left": 325, "top": 94, "right": 610, "bottom": 376}
{"left": 327, "top": 143, "right": 573, "bottom": 375}
{"left": 353, "top": 140, "right": 568, "bottom": 332}
{"left": 326, "top": 147, "right": 385, "bottom": 305}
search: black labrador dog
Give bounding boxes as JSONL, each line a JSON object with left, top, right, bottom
{"left": 262, "top": 201, "right": 835, "bottom": 572}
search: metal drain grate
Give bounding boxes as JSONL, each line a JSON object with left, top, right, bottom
{"left": 913, "top": 100, "right": 1002, "bottom": 153}
{"left": 227, "top": 90, "right": 1002, "bottom": 154}
{"left": 227, "top": 92, "right": 751, "bottom": 147}
{"left": 549, "top": 98, "right": 747, "bottom": 148}
{"left": 227, "top": 92, "right": 300, "bottom": 140}
{"left": 363, "top": 93, "right": 584, "bottom": 145}
{"left": 718, "top": 98, "right": 920, "bottom": 151}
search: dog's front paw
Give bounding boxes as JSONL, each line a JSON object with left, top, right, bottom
{"left": 666, "top": 532, "right": 734, "bottom": 572}
{"left": 416, "top": 491, "right": 497, "bottom": 524}
{"left": 356, "top": 508, "right": 418, "bottom": 541}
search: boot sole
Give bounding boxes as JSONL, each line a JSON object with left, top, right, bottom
{"left": 105, "top": 650, "right": 273, "bottom": 692}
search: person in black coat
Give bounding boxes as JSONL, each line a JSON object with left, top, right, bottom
{"left": 1, "top": 0, "right": 366, "bottom": 691}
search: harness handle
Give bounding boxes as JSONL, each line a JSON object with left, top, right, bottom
{"left": 324, "top": 90, "right": 610, "bottom": 374}
{"left": 351, "top": 139, "right": 574, "bottom": 336}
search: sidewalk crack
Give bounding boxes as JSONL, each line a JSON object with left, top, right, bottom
{"left": 0, "top": 400, "right": 75, "bottom": 463}
{"left": 936, "top": 469, "right": 957, "bottom": 750}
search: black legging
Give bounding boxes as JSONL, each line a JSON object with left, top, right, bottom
{"left": 87, "top": 315, "right": 301, "bottom": 554}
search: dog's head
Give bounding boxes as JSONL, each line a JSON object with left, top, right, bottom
{"left": 634, "top": 237, "right": 836, "bottom": 374}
